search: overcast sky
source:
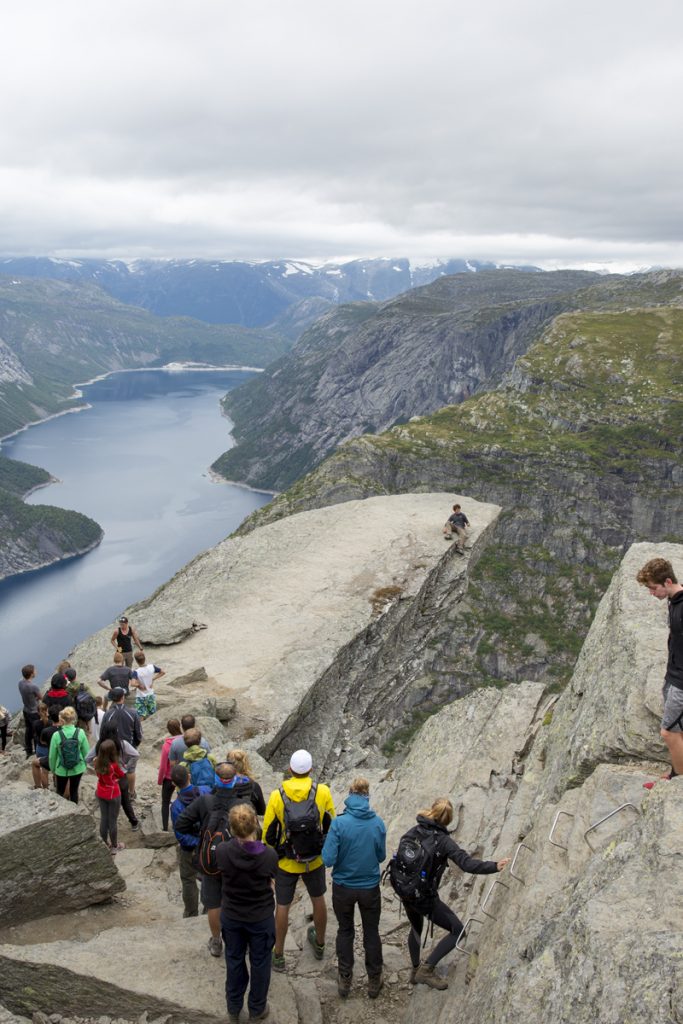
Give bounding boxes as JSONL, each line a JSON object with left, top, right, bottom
{"left": 1, "top": 0, "right": 681, "bottom": 268}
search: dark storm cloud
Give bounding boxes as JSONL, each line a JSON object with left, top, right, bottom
{"left": 0, "top": 0, "right": 681, "bottom": 266}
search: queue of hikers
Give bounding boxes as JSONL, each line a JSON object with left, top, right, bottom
{"left": 169, "top": 743, "right": 510, "bottom": 1021}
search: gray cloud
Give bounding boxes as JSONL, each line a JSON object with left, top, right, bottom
{"left": 0, "top": 0, "right": 681, "bottom": 267}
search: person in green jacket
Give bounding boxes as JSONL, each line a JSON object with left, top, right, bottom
{"left": 48, "top": 706, "right": 90, "bottom": 804}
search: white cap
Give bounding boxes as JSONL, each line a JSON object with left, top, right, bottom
{"left": 290, "top": 749, "right": 313, "bottom": 775}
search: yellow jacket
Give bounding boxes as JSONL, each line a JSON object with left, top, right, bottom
{"left": 263, "top": 775, "right": 336, "bottom": 874}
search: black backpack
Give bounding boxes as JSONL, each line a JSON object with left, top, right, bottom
{"left": 387, "top": 824, "right": 441, "bottom": 908}
{"left": 59, "top": 728, "right": 82, "bottom": 771}
{"left": 197, "top": 785, "right": 253, "bottom": 875}
{"left": 279, "top": 782, "right": 324, "bottom": 866}
{"left": 75, "top": 687, "right": 96, "bottom": 722}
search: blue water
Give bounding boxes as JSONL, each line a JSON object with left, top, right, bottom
{"left": 0, "top": 368, "right": 270, "bottom": 711}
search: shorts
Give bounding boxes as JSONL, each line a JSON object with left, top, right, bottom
{"left": 38, "top": 755, "right": 50, "bottom": 770}
{"left": 661, "top": 681, "right": 683, "bottom": 733}
{"left": 275, "top": 863, "right": 326, "bottom": 906}
{"left": 200, "top": 872, "right": 223, "bottom": 911}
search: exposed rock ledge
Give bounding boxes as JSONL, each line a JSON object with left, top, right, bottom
{"left": 69, "top": 492, "right": 500, "bottom": 754}
{"left": 1, "top": 513, "right": 680, "bottom": 1023}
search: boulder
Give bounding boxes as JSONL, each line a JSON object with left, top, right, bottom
{"left": 167, "top": 667, "right": 208, "bottom": 688}
{"left": 0, "top": 787, "right": 124, "bottom": 923}
{"left": 538, "top": 541, "right": 682, "bottom": 802}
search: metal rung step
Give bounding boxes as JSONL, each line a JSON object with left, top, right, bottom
{"left": 583, "top": 802, "right": 641, "bottom": 851}
{"left": 454, "top": 915, "right": 484, "bottom": 956}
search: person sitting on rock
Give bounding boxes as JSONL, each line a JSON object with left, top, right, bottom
{"left": 263, "top": 749, "right": 336, "bottom": 972}
{"left": 637, "top": 556, "right": 683, "bottom": 788}
{"left": 131, "top": 650, "right": 165, "bottom": 719}
{"left": 442, "top": 503, "right": 470, "bottom": 553}
{"left": 217, "top": 803, "right": 279, "bottom": 1024}
{"left": 180, "top": 728, "right": 217, "bottom": 788}
{"left": 169, "top": 714, "right": 212, "bottom": 766}
{"left": 392, "top": 797, "right": 509, "bottom": 991}
{"left": 174, "top": 761, "right": 257, "bottom": 959}
{"left": 322, "top": 776, "right": 387, "bottom": 999}
{"left": 226, "top": 748, "right": 267, "bottom": 815}
{"left": 170, "top": 763, "right": 212, "bottom": 917}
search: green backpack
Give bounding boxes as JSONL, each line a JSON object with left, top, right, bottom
{"left": 59, "top": 728, "right": 82, "bottom": 770}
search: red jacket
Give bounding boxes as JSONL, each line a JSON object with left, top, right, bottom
{"left": 96, "top": 762, "right": 125, "bottom": 800}
{"left": 158, "top": 734, "right": 174, "bottom": 784}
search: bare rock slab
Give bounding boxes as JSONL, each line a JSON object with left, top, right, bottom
{"left": 67, "top": 494, "right": 499, "bottom": 748}
{"left": 0, "top": 788, "right": 124, "bottom": 924}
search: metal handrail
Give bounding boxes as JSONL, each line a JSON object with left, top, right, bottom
{"left": 509, "top": 841, "right": 534, "bottom": 884}
{"left": 583, "top": 802, "right": 641, "bottom": 851}
{"left": 480, "top": 877, "right": 510, "bottom": 920}
{"left": 454, "top": 916, "right": 484, "bottom": 956}
{"left": 548, "top": 809, "right": 575, "bottom": 851}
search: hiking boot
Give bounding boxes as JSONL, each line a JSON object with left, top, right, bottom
{"left": 367, "top": 972, "right": 383, "bottom": 999}
{"left": 307, "top": 924, "right": 325, "bottom": 960}
{"left": 272, "top": 950, "right": 286, "bottom": 972}
{"left": 130, "top": 821, "right": 140, "bottom": 831}
{"left": 337, "top": 971, "right": 352, "bottom": 998}
{"left": 208, "top": 935, "right": 223, "bottom": 957}
{"left": 248, "top": 1003, "right": 269, "bottom": 1021}
{"left": 414, "top": 963, "right": 448, "bottom": 990}
{"left": 228, "top": 1013, "right": 240, "bottom": 1024}
{"left": 409, "top": 965, "right": 418, "bottom": 985}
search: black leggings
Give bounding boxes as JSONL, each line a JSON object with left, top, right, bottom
{"left": 404, "top": 897, "right": 464, "bottom": 968}
{"left": 161, "top": 777, "right": 175, "bottom": 831}
{"left": 0, "top": 722, "right": 7, "bottom": 751}
{"left": 119, "top": 774, "right": 138, "bottom": 826}
{"left": 56, "top": 772, "right": 83, "bottom": 804}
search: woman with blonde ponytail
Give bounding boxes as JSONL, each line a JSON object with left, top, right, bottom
{"left": 392, "top": 797, "right": 510, "bottom": 991}
{"left": 215, "top": 803, "right": 279, "bottom": 1022}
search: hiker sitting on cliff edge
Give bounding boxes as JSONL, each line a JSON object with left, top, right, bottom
{"left": 442, "top": 504, "right": 470, "bottom": 553}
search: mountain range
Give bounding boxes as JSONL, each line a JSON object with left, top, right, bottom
{"left": 0, "top": 255, "right": 538, "bottom": 333}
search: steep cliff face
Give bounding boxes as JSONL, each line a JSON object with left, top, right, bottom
{"left": 236, "top": 298, "right": 683, "bottom": 714}
{"left": 213, "top": 269, "right": 604, "bottom": 490}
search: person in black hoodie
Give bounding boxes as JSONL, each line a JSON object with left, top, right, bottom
{"left": 397, "top": 797, "right": 509, "bottom": 991}
{"left": 174, "top": 761, "right": 258, "bottom": 960}
{"left": 216, "top": 802, "right": 278, "bottom": 1024}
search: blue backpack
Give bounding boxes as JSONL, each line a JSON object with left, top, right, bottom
{"left": 187, "top": 754, "right": 215, "bottom": 788}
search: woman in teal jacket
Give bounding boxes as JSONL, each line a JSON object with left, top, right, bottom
{"left": 321, "top": 777, "right": 387, "bottom": 998}
{"left": 48, "top": 706, "right": 90, "bottom": 804}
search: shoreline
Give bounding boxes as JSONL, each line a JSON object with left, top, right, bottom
{"left": 0, "top": 362, "right": 264, "bottom": 444}
{"left": 207, "top": 465, "right": 277, "bottom": 497}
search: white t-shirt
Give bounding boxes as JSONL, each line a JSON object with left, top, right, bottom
{"left": 132, "top": 663, "right": 161, "bottom": 696}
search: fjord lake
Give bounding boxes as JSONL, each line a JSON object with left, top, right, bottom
{"left": 0, "top": 367, "right": 270, "bottom": 709}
